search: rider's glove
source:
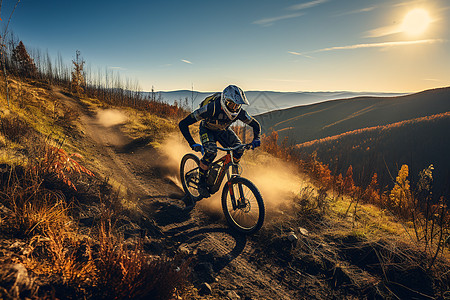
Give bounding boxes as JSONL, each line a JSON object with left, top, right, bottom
{"left": 251, "top": 138, "right": 261, "bottom": 150}
{"left": 191, "top": 143, "right": 204, "bottom": 155}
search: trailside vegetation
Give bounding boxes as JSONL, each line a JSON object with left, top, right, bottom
{"left": 0, "top": 38, "right": 189, "bottom": 299}
{"left": 256, "top": 126, "right": 449, "bottom": 271}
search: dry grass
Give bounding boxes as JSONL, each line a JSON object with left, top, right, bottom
{"left": 0, "top": 162, "right": 93, "bottom": 298}
{"left": 0, "top": 79, "right": 188, "bottom": 298}
{"left": 0, "top": 154, "right": 189, "bottom": 299}
{"left": 0, "top": 114, "right": 34, "bottom": 143}
{"left": 121, "top": 107, "right": 179, "bottom": 147}
{"left": 95, "top": 220, "right": 189, "bottom": 300}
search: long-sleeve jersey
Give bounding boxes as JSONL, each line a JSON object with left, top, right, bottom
{"left": 179, "top": 93, "right": 261, "bottom": 146}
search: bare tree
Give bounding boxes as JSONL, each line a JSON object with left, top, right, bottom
{"left": 0, "top": 0, "right": 21, "bottom": 108}
{"left": 191, "top": 83, "right": 198, "bottom": 110}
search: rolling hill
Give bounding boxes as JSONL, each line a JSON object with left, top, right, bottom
{"left": 254, "top": 86, "right": 450, "bottom": 144}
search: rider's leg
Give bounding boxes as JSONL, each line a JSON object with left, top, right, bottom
{"left": 198, "top": 127, "right": 218, "bottom": 197}
{"left": 217, "top": 128, "right": 244, "bottom": 163}
{"left": 198, "top": 160, "right": 209, "bottom": 191}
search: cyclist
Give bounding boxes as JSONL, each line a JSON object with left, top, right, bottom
{"left": 179, "top": 85, "right": 261, "bottom": 204}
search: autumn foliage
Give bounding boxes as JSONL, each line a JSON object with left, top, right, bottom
{"left": 35, "top": 144, "right": 95, "bottom": 191}
{"left": 389, "top": 164, "right": 412, "bottom": 215}
{"left": 260, "top": 131, "right": 292, "bottom": 161}
{"left": 295, "top": 111, "right": 450, "bottom": 201}
{"left": 259, "top": 128, "right": 448, "bottom": 224}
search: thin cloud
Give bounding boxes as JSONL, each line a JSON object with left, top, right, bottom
{"left": 253, "top": 13, "right": 304, "bottom": 26}
{"left": 288, "top": 0, "right": 329, "bottom": 11}
{"left": 365, "top": 24, "right": 401, "bottom": 38}
{"left": 290, "top": 39, "right": 445, "bottom": 55}
{"left": 181, "top": 59, "right": 193, "bottom": 64}
{"left": 424, "top": 78, "right": 443, "bottom": 82}
{"left": 336, "top": 6, "right": 376, "bottom": 16}
{"left": 394, "top": 0, "right": 428, "bottom": 7}
{"left": 254, "top": 0, "right": 328, "bottom": 26}
{"left": 288, "top": 51, "right": 313, "bottom": 58}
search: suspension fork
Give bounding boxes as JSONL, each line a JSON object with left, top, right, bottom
{"left": 226, "top": 167, "right": 238, "bottom": 210}
{"left": 226, "top": 165, "right": 245, "bottom": 210}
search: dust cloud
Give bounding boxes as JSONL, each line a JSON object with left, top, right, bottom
{"left": 158, "top": 133, "right": 311, "bottom": 217}
{"left": 241, "top": 152, "right": 310, "bottom": 211}
{"left": 96, "top": 109, "right": 128, "bottom": 127}
{"left": 157, "top": 133, "right": 192, "bottom": 190}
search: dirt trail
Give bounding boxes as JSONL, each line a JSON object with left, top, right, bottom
{"left": 56, "top": 91, "right": 296, "bottom": 299}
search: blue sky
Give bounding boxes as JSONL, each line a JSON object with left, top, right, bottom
{"left": 2, "top": 0, "right": 450, "bottom": 92}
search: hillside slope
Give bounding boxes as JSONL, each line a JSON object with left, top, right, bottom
{"left": 255, "top": 86, "right": 450, "bottom": 144}
{"left": 295, "top": 112, "right": 450, "bottom": 199}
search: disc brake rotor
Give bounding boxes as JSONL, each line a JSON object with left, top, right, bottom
{"left": 238, "top": 198, "right": 251, "bottom": 213}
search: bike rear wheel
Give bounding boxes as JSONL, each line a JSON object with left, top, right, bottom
{"left": 180, "top": 154, "right": 202, "bottom": 201}
{"left": 221, "top": 177, "right": 265, "bottom": 234}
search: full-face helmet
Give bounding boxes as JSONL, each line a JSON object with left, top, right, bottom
{"left": 221, "top": 85, "right": 249, "bottom": 119}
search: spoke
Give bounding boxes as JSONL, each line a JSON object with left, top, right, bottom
{"left": 225, "top": 181, "right": 261, "bottom": 230}
{"left": 230, "top": 202, "right": 258, "bottom": 228}
{"left": 245, "top": 188, "right": 255, "bottom": 202}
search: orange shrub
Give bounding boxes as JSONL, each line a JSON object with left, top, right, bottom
{"left": 34, "top": 144, "right": 94, "bottom": 191}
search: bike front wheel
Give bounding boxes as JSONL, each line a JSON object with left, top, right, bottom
{"left": 221, "top": 177, "right": 265, "bottom": 234}
{"left": 180, "top": 153, "right": 202, "bottom": 201}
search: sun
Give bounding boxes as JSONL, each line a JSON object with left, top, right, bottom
{"left": 401, "top": 9, "right": 431, "bottom": 36}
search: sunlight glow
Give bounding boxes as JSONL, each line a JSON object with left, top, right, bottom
{"left": 401, "top": 9, "right": 431, "bottom": 36}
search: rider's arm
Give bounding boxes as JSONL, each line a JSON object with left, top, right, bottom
{"left": 238, "top": 110, "right": 261, "bottom": 140}
{"left": 178, "top": 104, "right": 211, "bottom": 146}
{"left": 247, "top": 118, "right": 261, "bottom": 140}
{"left": 178, "top": 114, "right": 197, "bottom": 147}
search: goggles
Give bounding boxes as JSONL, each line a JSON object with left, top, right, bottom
{"left": 225, "top": 98, "right": 242, "bottom": 112}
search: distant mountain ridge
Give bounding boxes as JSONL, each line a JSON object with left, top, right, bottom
{"left": 149, "top": 90, "right": 406, "bottom": 115}
{"left": 254, "top": 86, "right": 450, "bottom": 144}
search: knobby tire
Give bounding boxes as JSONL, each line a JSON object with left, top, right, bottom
{"left": 221, "top": 176, "right": 265, "bottom": 234}
{"left": 180, "top": 153, "right": 202, "bottom": 201}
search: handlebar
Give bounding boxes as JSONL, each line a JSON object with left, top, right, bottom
{"left": 192, "top": 143, "right": 256, "bottom": 154}
{"left": 217, "top": 143, "right": 252, "bottom": 152}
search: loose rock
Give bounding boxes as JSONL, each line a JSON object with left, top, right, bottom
{"left": 287, "top": 232, "right": 298, "bottom": 243}
{"left": 299, "top": 227, "right": 309, "bottom": 236}
{"left": 199, "top": 282, "right": 212, "bottom": 295}
{"left": 226, "top": 290, "right": 241, "bottom": 300}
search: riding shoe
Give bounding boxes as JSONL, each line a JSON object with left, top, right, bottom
{"left": 198, "top": 180, "right": 211, "bottom": 198}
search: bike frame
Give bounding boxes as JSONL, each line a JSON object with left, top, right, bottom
{"left": 182, "top": 142, "right": 264, "bottom": 234}
{"left": 207, "top": 150, "right": 233, "bottom": 194}
{"left": 208, "top": 145, "right": 249, "bottom": 210}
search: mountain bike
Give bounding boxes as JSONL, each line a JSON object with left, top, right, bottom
{"left": 180, "top": 144, "right": 265, "bottom": 234}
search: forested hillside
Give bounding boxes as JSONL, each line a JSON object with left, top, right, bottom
{"left": 295, "top": 112, "right": 450, "bottom": 200}
{"left": 255, "top": 87, "right": 450, "bottom": 144}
